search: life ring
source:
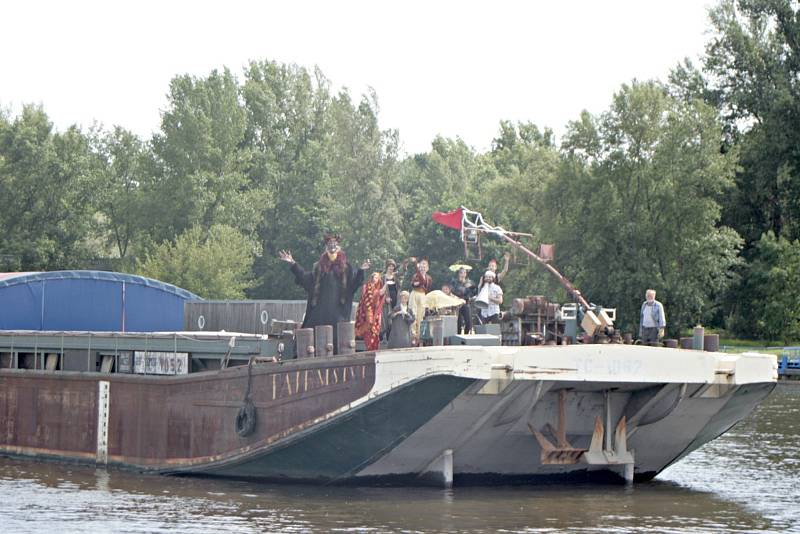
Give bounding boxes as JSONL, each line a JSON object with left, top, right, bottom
{"left": 235, "top": 399, "right": 256, "bottom": 437}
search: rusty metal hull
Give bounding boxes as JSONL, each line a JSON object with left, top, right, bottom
{"left": 0, "top": 353, "right": 376, "bottom": 471}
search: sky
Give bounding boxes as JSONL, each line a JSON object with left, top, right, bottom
{"left": 1, "top": 1, "right": 714, "bottom": 155}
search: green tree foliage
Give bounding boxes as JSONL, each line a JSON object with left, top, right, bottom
{"left": 702, "top": 0, "right": 800, "bottom": 243}
{"left": 483, "top": 121, "right": 561, "bottom": 299}
{"left": 242, "top": 61, "right": 335, "bottom": 297}
{"left": 324, "top": 90, "right": 403, "bottom": 266}
{"left": 728, "top": 232, "right": 800, "bottom": 342}
{"left": 396, "top": 137, "right": 493, "bottom": 285}
{"left": 0, "top": 106, "right": 99, "bottom": 270}
{"left": 90, "top": 126, "right": 151, "bottom": 261}
{"left": 544, "top": 81, "right": 742, "bottom": 335}
{"left": 136, "top": 224, "right": 260, "bottom": 299}
{"left": 668, "top": 0, "right": 800, "bottom": 339}
{"left": 151, "top": 67, "right": 257, "bottom": 241}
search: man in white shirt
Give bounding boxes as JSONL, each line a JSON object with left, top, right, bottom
{"left": 639, "top": 289, "right": 666, "bottom": 345}
{"left": 479, "top": 271, "right": 503, "bottom": 324}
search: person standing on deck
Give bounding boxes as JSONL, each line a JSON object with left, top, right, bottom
{"left": 388, "top": 290, "right": 415, "bottom": 349}
{"left": 355, "top": 272, "right": 386, "bottom": 351}
{"left": 478, "top": 252, "right": 510, "bottom": 292}
{"left": 639, "top": 289, "right": 666, "bottom": 345}
{"left": 278, "top": 234, "right": 369, "bottom": 337}
{"left": 409, "top": 258, "right": 432, "bottom": 343}
{"left": 477, "top": 270, "right": 503, "bottom": 324}
{"left": 380, "top": 259, "right": 399, "bottom": 341}
{"left": 450, "top": 267, "right": 476, "bottom": 334}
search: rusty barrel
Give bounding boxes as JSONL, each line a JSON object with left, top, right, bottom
{"left": 511, "top": 298, "right": 527, "bottom": 315}
{"left": 511, "top": 296, "right": 552, "bottom": 316}
{"left": 704, "top": 334, "right": 720, "bottom": 352}
{"left": 337, "top": 321, "right": 356, "bottom": 355}
{"left": 663, "top": 339, "right": 678, "bottom": 348}
{"left": 295, "top": 328, "right": 315, "bottom": 358}
{"left": 314, "top": 325, "right": 334, "bottom": 357}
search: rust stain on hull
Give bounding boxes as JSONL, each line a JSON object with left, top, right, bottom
{"left": 0, "top": 354, "right": 376, "bottom": 472}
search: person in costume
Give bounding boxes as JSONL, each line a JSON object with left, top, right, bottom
{"left": 477, "top": 270, "right": 503, "bottom": 324}
{"left": 355, "top": 272, "right": 386, "bottom": 351}
{"left": 388, "top": 290, "right": 415, "bottom": 349}
{"left": 478, "top": 252, "right": 511, "bottom": 292}
{"left": 450, "top": 266, "right": 477, "bottom": 334}
{"left": 380, "top": 259, "right": 399, "bottom": 341}
{"left": 278, "top": 234, "right": 369, "bottom": 345}
{"left": 409, "top": 257, "right": 432, "bottom": 343}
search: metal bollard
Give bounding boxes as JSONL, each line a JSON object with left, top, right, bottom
{"left": 430, "top": 318, "right": 444, "bottom": 346}
{"left": 314, "top": 325, "right": 334, "bottom": 357}
{"left": 704, "top": 334, "right": 720, "bottom": 352}
{"left": 295, "top": 328, "right": 315, "bottom": 358}
{"left": 337, "top": 321, "right": 356, "bottom": 355}
{"left": 692, "top": 326, "right": 705, "bottom": 351}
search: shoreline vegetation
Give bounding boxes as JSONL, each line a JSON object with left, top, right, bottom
{"left": 1, "top": 1, "right": 799, "bottom": 344}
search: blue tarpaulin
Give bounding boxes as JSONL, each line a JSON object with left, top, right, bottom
{"left": 0, "top": 271, "right": 200, "bottom": 332}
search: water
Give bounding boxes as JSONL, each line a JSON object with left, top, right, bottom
{"left": 0, "top": 385, "right": 797, "bottom": 533}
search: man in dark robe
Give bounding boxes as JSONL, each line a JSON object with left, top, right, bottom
{"left": 278, "top": 234, "right": 369, "bottom": 333}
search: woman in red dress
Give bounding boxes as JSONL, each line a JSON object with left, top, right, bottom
{"left": 355, "top": 272, "right": 386, "bottom": 351}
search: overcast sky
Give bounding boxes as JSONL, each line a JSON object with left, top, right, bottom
{"left": 1, "top": 1, "right": 713, "bottom": 155}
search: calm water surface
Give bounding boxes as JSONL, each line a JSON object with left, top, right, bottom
{"left": 0, "top": 384, "right": 797, "bottom": 533}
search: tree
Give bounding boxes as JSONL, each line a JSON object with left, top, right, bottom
{"left": 484, "top": 121, "right": 561, "bottom": 299}
{"left": 396, "top": 136, "right": 493, "bottom": 285}
{"left": 545, "top": 81, "right": 742, "bottom": 335}
{"left": 323, "top": 90, "right": 403, "bottom": 265}
{"left": 136, "top": 224, "right": 260, "bottom": 299}
{"left": 728, "top": 232, "right": 800, "bottom": 342}
{"left": 150, "top": 68, "right": 256, "bottom": 242}
{"left": 90, "top": 126, "right": 151, "bottom": 261}
{"left": 242, "top": 61, "right": 332, "bottom": 298}
{"left": 0, "top": 106, "right": 100, "bottom": 270}
{"left": 700, "top": 0, "right": 800, "bottom": 243}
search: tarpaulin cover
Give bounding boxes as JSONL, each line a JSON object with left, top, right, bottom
{"left": 432, "top": 208, "right": 463, "bottom": 230}
{"left": 0, "top": 270, "right": 200, "bottom": 332}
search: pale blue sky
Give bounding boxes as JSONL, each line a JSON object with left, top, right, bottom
{"left": 1, "top": 0, "right": 713, "bottom": 155}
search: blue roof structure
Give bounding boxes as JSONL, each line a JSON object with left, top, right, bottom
{"left": 0, "top": 270, "right": 201, "bottom": 332}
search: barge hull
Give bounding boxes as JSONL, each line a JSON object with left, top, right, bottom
{"left": 0, "top": 342, "right": 779, "bottom": 485}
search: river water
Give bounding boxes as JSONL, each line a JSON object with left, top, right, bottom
{"left": 0, "top": 384, "right": 797, "bottom": 533}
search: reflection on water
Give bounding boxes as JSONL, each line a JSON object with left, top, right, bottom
{"left": 0, "top": 385, "right": 798, "bottom": 533}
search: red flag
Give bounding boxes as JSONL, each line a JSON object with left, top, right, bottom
{"left": 432, "top": 208, "right": 463, "bottom": 230}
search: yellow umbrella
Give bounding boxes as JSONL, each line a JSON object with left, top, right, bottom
{"left": 425, "top": 290, "right": 465, "bottom": 310}
{"left": 448, "top": 263, "right": 472, "bottom": 272}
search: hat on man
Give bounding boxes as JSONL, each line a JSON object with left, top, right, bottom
{"left": 483, "top": 270, "right": 496, "bottom": 279}
{"left": 323, "top": 233, "right": 342, "bottom": 245}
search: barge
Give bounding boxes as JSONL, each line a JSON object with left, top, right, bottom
{"left": 0, "top": 329, "right": 777, "bottom": 485}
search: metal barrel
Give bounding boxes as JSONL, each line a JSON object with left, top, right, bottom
{"left": 295, "top": 328, "right": 315, "bottom": 358}
{"left": 314, "top": 325, "right": 334, "bottom": 357}
{"left": 679, "top": 337, "right": 693, "bottom": 349}
{"left": 337, "top": 322, "right": 355, "bottom": 355}
{"left": 692, "top": 326, "right": 705, "bottom": 350}
{"left": 704, "top": 334, "right": 720, "bottom": 352}
{"left": 430, "top": 318, "right": 444, "bottom": 346}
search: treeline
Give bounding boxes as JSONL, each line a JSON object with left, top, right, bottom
{"left": 1, "top": 0, "right": 799, "bottom": 341}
